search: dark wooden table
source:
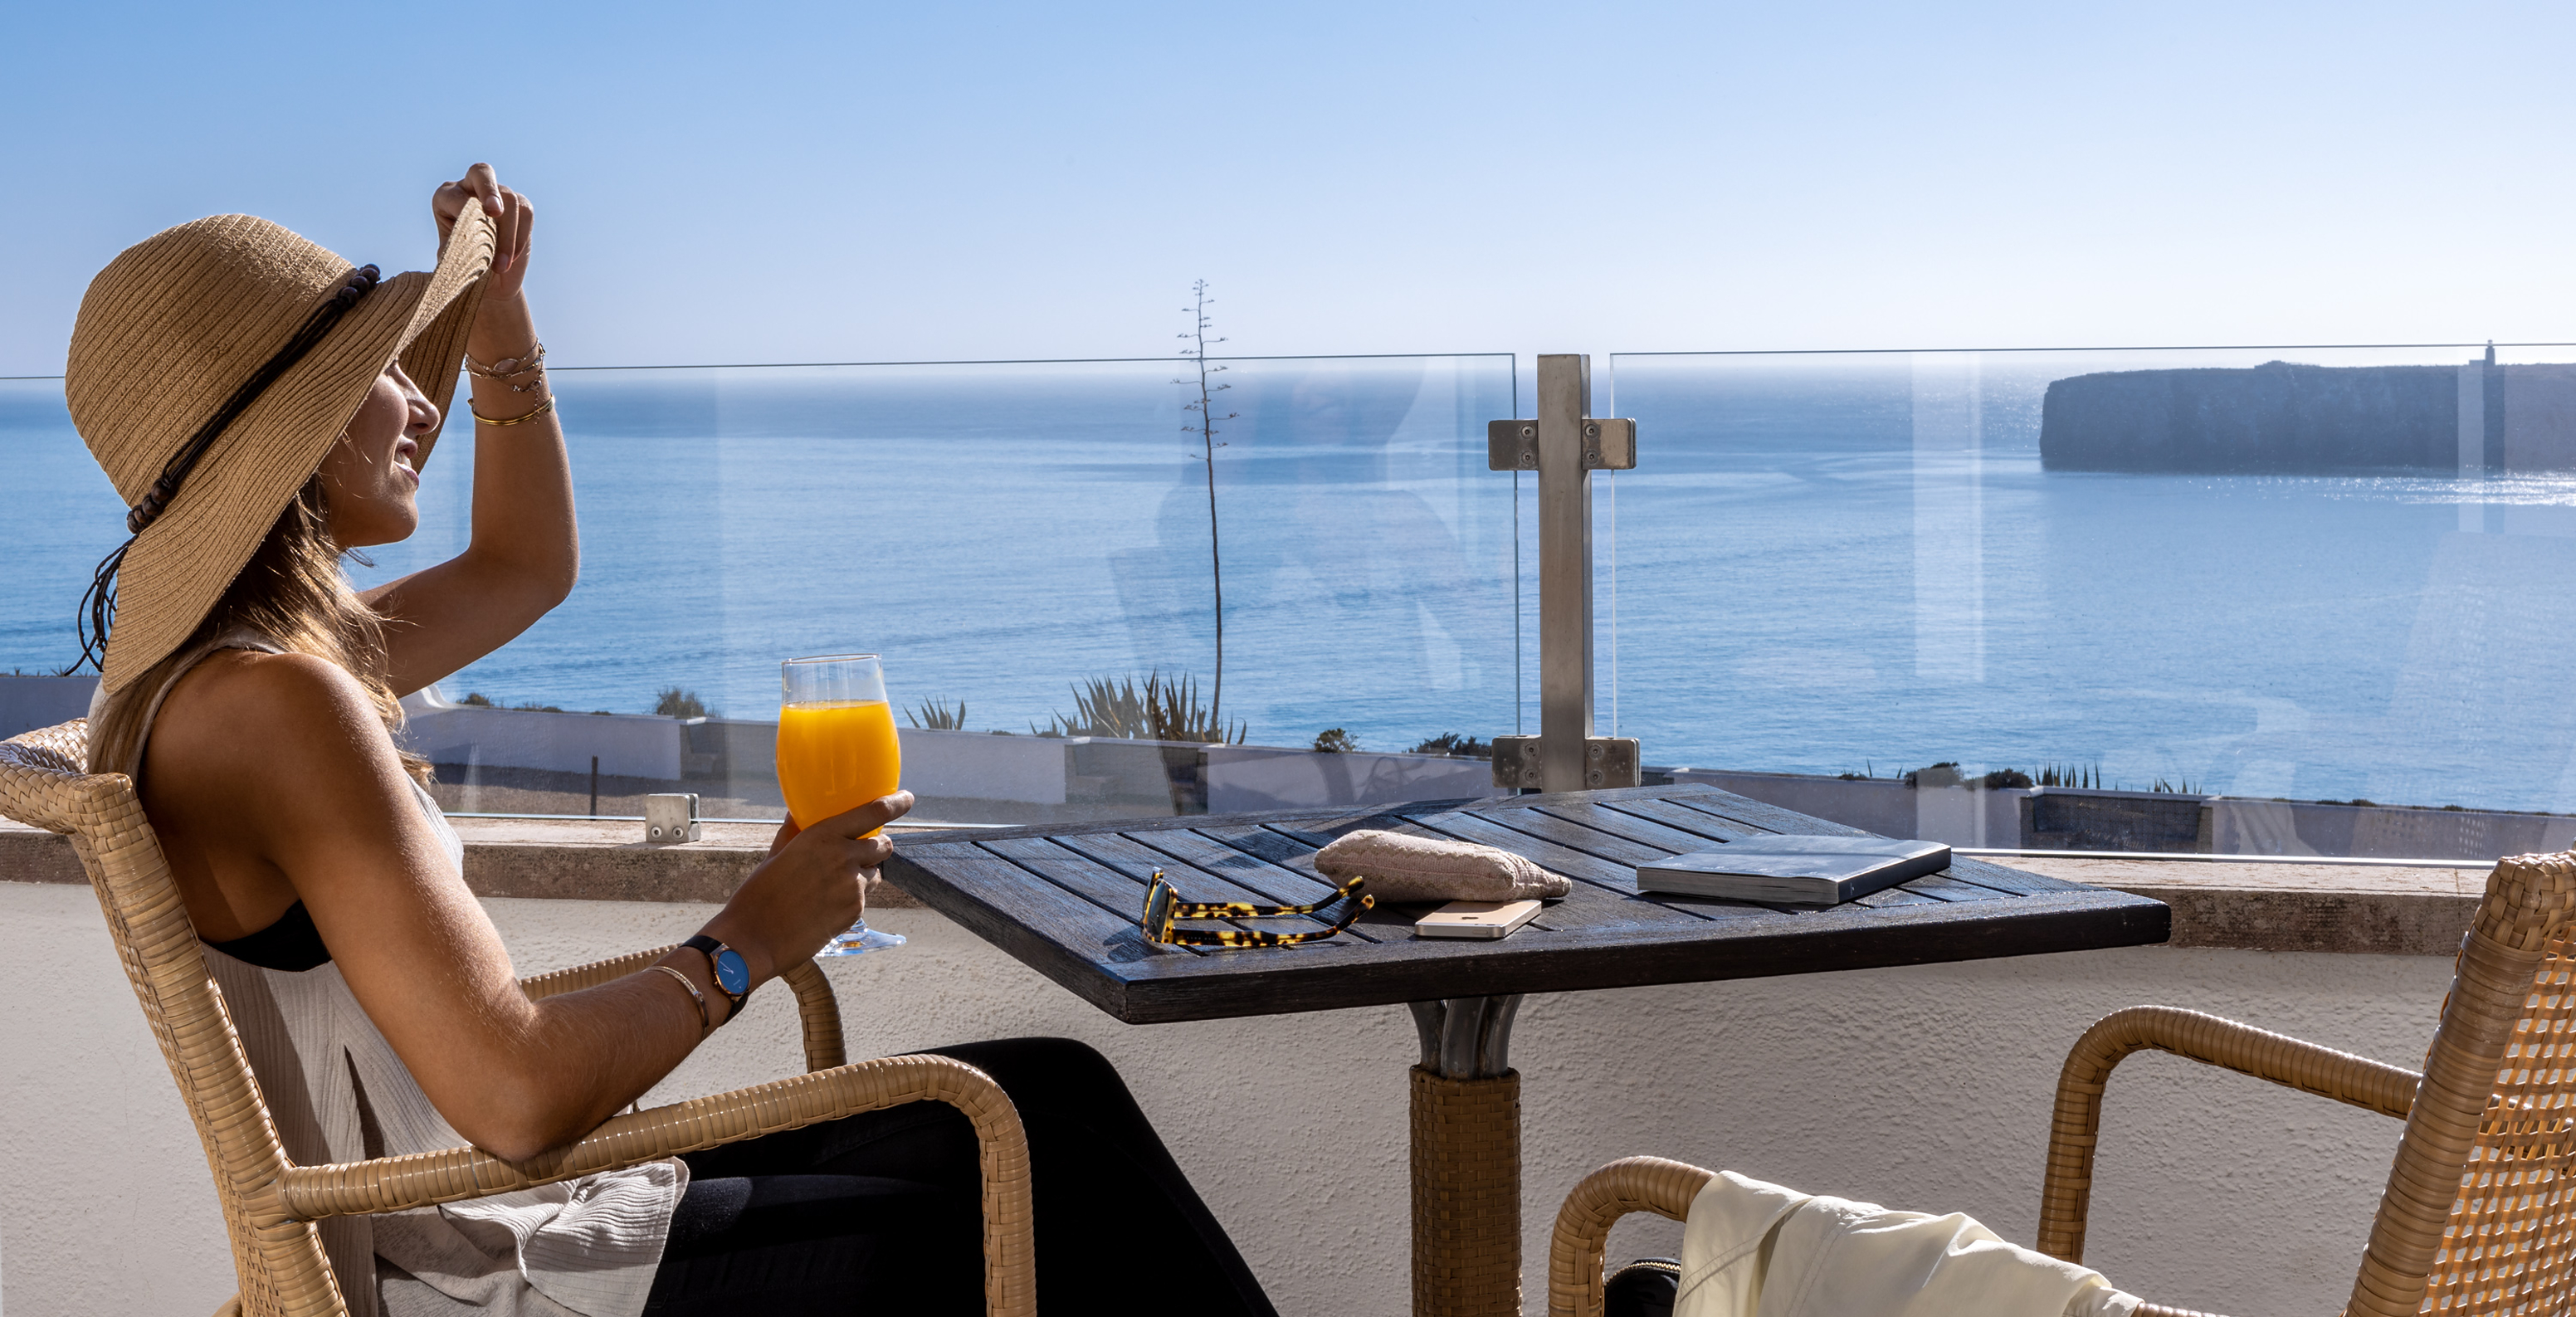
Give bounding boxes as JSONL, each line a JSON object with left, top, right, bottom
{"left": 885, "top": 783, "right": 2169, "bottom": 1316}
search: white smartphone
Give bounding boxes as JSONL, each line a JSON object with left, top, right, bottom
{"left": 1414, "top": 899, "right": 1544, "bottom": 940}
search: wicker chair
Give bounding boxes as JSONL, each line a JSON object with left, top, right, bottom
{"left": 1548, "top": 850, "right": 2576, "bottom": 1317}
{"left": 0, "top": 719, "right": 1037, "bottom": 1317}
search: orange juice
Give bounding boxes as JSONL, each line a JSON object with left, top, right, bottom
{"left": 776, "top": 700, "right": 903, "bottom": 829}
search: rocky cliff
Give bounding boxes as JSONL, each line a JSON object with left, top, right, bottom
{"left": 2040, "top": 360, "right": 2465, "bottom": 472}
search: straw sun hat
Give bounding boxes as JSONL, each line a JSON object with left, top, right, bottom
{"left": 65, "top": 205, "right": 496, "bottom": 693}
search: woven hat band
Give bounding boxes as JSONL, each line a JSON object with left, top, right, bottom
{"left": 124, "top": 265, "right": 381, "bottom": 536}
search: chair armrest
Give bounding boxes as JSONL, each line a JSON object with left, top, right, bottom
{"left": 1550, "top": 1154, "right": 2237, "bottom": 1317}
{"left": 520, "top": 947, "right": 847, "bottom": 1072}
{"left": 273, "top": 1051, "right": 1032, "bottom": 1315}
{"left": 2038, "top": 1004, "right": 2420, "bottom": 1265}
{"left": 1547, "top": 1156, "right": 1713, "bottom": 1317}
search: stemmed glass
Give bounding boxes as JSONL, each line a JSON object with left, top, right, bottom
{"left": 777, "top": 653, "right": 908, "bottom": 955}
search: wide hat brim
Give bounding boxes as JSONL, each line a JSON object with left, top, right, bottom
{"left": 81, "top": 208, "right": 495, "bottom": 693}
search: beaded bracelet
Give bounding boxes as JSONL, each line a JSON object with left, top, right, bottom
{"left": 466, "top": 342, "right": 549, "bottom": 395}
{"left": 464, "top": 340, "right": 545, "bottom": 378}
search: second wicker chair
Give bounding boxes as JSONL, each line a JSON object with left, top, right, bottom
{"left": 1548, "top": 849, "right": 2576, "bottom": 1317}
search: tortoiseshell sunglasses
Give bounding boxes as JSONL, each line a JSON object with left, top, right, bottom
{"left": 1139, "top": 870, "right": 1373, "bottom": 948}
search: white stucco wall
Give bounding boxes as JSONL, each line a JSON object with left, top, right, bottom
{"left": 1, "top": 878, "right": 2449, "bottom": 1316}
{"left": 397, "top": 701, "right": 684, "bottom": 780}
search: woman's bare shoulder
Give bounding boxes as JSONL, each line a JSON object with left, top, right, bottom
{"left": 141, "top": 649, "right": 432, "bottom": 939}
{"left": 166, "top": 648, "right": 378, "bottom": 733}
{"left": 149, "top": 650, "right": 410, "bottom": 803}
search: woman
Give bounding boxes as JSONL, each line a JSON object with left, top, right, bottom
{"left": 67, "top": 166, "right": 1276, "bottom": 1317}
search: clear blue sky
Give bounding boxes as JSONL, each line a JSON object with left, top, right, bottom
{"left": 3, "top": 0, "right": 2569, "bottom": 374}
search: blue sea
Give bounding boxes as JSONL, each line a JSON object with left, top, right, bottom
{"left": 12, "top": 345, "right": 2576, "bottom": 813}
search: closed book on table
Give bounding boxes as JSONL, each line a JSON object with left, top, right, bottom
{"left": 1635, "top": 837, "right": 1951, "bottom": 907}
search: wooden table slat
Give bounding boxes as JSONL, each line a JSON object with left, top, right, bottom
{"left": 1193, "top": 822, "right": 1334, "bottom": 880}
{"left": 1845, "top": 885, "right": 1948, "bottom": 908}
{"left": 1932, "top": 857, "right": 2095, "bottom": 897}
{"left": 1895, "top": 872, "right": 2018, "bottom": 904}
{"left": 1259, "top": 807, "right": 1428, "bottom": 847}
{"left": 1653, "top": 788, "right": 1872, "bottom": 837}
{"left": 976, "top": 836, "right": 1165, "bottom": 918}
{"left": 1592, "top": 796, "right": 1771, "bottom": 842}
{"left": 1458, "top": 804, "right": 1682, "bottom": 867}
{"left": 1122, "top": 827, "right": 1352, "bottom": 905}
{"left": 1530, "top": 799, "right": 1749, "bottom": 855}
{"left": 1453, "top": 889, "right": 2151, "bottom": 964}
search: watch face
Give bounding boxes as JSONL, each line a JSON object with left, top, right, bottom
{"left": 713, "top": 948, "right": 751, "bottom": 996}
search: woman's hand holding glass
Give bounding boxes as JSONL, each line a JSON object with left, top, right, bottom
{"left": 778, "top": 654, "right": 907, "bottom": 954}
{"left": 695, "top": 791, "right": 915, "bottom": 1002}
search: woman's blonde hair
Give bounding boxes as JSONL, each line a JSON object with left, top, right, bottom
{"left": 90, "top": 475, "right": 431, "bottom": 784}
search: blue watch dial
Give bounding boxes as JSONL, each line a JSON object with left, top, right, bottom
{"left": 712, "top": 948, "right": 751, "bottom": 996}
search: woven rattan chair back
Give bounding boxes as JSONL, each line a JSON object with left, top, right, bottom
{"left": 2343, "top": 851, "right": 2576, "bottom": 1315}
{"left": 0, "top": 719, "right": 350, "bottom": 1314}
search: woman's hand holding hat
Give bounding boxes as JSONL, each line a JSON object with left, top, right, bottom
{"left": 354, "top": 163, "right": 574, "bottom": 695}
{"left": 432, "top": 163, "right": 545, "bottom": 408}
{"left": 433, "top": 163, "right": 534, "bottom": 303}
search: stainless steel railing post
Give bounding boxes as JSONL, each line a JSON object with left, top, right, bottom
{"left": 1489, "top": 354, "right": 1639, "bottom": 793}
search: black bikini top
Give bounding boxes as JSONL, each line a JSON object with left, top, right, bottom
{"left": 207, "top": 900, "right": 331, "bottom": 972}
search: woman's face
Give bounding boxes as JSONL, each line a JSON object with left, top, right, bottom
{"left": 320, "top": 363, "right": 437, "bottom": 547}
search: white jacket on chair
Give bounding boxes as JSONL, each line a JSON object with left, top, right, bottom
{"left": 1676, "top": 1171, "right": 2139, "bottom": 1317}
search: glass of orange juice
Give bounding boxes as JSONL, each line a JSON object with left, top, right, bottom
{"left": 778, "top": 653, "right": 907, "bottom": 955}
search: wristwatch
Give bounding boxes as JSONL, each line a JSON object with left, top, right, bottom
{"left": 680, "top": 935, "right": 752, "bottom": 1022}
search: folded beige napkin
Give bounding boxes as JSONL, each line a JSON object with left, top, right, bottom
{"left": 1312, "top": 829, "right": 1570, "bottom": 903}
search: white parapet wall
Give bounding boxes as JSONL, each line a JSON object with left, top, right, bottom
{"left": 0, "top": 876, "right": 2452, "bottom": 1317}
{"left": 2206, "top": 797, "right": 2576, "bottom": 860}
{"left": 899, "top": 729, "right": 1070, "bottom": 805}
{"left": 1669, "top": 768, "right": 2032, "bottom": 846}
{"left": 398, "top": 688, "right": 684, "bottom": 781}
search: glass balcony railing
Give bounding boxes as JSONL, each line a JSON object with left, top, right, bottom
{"left": 1, "top": 355, "right": 1523, "bottom": 825}
{"left": 1607, "top": 344, "right": 2576, "bottom": 858}
{"left": 2, "top": 374, "right": 125, "bottom": 663}
{"left": 19, "top": 343, "right": 2576, "bottom": 858}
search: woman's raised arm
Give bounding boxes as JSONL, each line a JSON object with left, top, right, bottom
{"left": 362, "top": 163, "right": 578, "bottom": 695}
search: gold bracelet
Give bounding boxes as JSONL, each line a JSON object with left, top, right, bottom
{"left": 469, "top": 393, "right": 556, "bottom": 427}
{"left": 648, "top": 963, "right": 710, "bottom": 1037}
